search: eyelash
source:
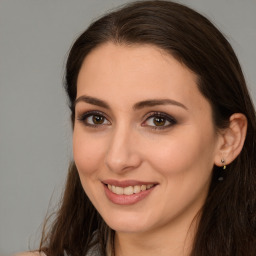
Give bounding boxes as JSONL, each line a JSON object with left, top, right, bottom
{"left": 77, "top": 111, "right": 177, "bottom": 130}
{"left": 77, "top": 111, "right": 111, "bottom": 128}
{"left": 142, "top": 112, "right": 177, "bottom": 130}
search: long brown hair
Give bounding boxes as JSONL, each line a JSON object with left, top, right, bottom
{"left": 40, "top": 1, "right": 256, "bottom": 255}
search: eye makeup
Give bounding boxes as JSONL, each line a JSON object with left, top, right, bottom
{"left": 76, "top": 109, "right": 177, "bottom": 131}
{"left": 142, "top": 111, "right": 177, "bottom": 130}
{"left": 77, "top": 110, "right": 111, "bottom": 128}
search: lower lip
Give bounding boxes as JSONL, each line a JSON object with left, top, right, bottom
{"left": 103, "top": 184, "right": 156, "bottom": 205}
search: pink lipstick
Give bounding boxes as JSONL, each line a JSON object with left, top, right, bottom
{"left": 102, "top": 180, "right": 158, "bottom": 205}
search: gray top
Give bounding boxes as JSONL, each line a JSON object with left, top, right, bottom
{"left": 85, "top": 244, "right": 102, "bottom": 256}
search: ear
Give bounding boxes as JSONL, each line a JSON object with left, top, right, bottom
{"left": 214, "top": 113, "right": 247, "bottom": 167}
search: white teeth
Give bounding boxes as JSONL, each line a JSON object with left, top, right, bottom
{"left": 107, "top": 184, "right": 154, "bottom": 195}
{"left": 115, "top": 186, "right": 123, "bottom": 195}
{"left": 141, "top": 185, "right": 146, "bottom": 191}
{"left": 123, "top": 186, "right": 134, "bottom": 195}
{"left": 134, "top": 185, "right": 141, "bottom": 194}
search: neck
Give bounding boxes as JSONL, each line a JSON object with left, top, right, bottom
{"left": 114, "top": 213, "right": 199, "bottom": 256}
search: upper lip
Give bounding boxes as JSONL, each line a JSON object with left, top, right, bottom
{"left": 102, "top": 179, "right": 158, "bottom": 187}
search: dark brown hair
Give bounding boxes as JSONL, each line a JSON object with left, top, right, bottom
{"left": 40, "top": 1, "right": 256, "bottom": 255}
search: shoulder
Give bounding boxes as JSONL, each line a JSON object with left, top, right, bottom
{"left": 14, "top": 252, "right": 46, "bottom": 256}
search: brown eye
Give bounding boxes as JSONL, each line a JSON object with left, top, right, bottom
{"left": 153, "top": 117, "right": 166, "bottom": 126}
{"left": 143, "top": 112, "right": 177, "bottom": 130}
{"left": 77, "top": 112, "right": 110, "bottom": 127}
{"left": 93, "top": 115, "right": 105, "bottom": 124}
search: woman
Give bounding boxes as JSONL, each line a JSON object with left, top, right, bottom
{"left": 20, "top": 1, "right": 256, "bottom": 255}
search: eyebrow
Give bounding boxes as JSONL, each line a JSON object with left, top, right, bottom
{"left": 74, "top": 95, "right": 188, "bottom": 110}
{"left": 74, "top": 95, "right": 110, "bottom": 109}
{"left": 133, "top": 99, "right": 188, "bottom": 110}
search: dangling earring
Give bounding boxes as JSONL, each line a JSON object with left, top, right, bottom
{"left": 218, "top": 159, "right": 227, "bottom": 181}
{"left": 221, "top": 159, "right": 226, "bottom": 170}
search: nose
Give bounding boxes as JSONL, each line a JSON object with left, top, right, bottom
{"left": 104, "top": 125, "right": 142, "bottom": 173}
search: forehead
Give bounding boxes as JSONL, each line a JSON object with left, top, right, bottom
{"left": 76, "top": 42, "right": 209, "bottom": 113}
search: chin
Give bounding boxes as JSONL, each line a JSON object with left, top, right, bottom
{"left": 107, "top": 221, "right": 149, "bottom": 233}
{"left": 101, "top": 211, "right": 153, "bottom": 233}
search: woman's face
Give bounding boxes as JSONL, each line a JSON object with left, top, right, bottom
{"left": 73, "top": 43, "right": 222, "bottom": 234}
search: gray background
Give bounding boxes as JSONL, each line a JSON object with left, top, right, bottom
{"left": 0, "top": 0, "right": 255, "bottom": 255}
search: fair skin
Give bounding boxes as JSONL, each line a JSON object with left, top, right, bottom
{"left": 18, "top": 43, "right": 247, "bottom": 256}
{"left": 72, "top": 42, "right": 247, "bottom": 256}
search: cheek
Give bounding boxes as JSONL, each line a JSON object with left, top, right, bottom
{"left": 73, "top": 129, "right": 106, "bottom": 176}
{"left": 145, "top": 128, "right": 216, "bottom": 178}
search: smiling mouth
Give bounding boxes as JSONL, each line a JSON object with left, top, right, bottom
{"left": 102, "top": 181, "right": 158, "bottom": 205}
{"left": 106, "top": 184, "right": 155, "bottom": 195}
